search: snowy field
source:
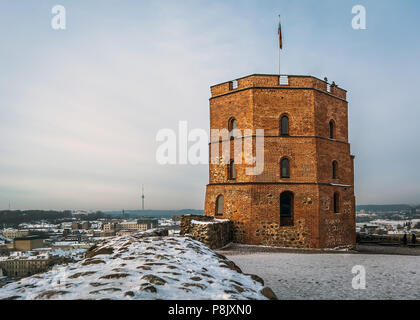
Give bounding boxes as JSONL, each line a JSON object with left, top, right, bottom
{"left": 224, "top": 251, "right": 420, "bottom": 300}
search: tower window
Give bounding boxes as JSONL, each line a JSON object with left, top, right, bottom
{"left": 215, "top": 195, "right": 224, "bottom": 216}
{"left": 229, "top": 118, "right": 237, "bottom": 139}
{"left": 280, "top": 191, "right": 294, "bottom": 226}
{"left": 332, "top": 161, "right": 338, "bottom": 179}
{"left": 228, "top": 159, "right": 236, "bottom": 180}
{"left": 281, "top": 158, "right": 290, "bottom": 178}
{"left": 280, "top": 115, "right": 289, "bottom": 136}
{"left": 333, "top": 192, "right": 340, "bottom": 214}
{"left": 329, "top": 120, "right": 335, "bottom": 139}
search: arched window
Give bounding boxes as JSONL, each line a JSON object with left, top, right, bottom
{"left": 228, "top": 118, "right": 237, "bottom": 139}
{"left": 281, "top": 158, "right": 290, "bottom": 178}
{"left": 228, "top": 159, "right": 236, "bottom": 180}
{"left": 215, "top": 195, "right": 224, "bottom": 216}
{"left": 329, "top": 120, "right": 335, "bottom": 139}
{"left": 332, "top": 161, "right": 338, "bottom": 179}
{"left": 333, "top": 192, "right": 340, "bottom": 214}
{"left": 280, "top": 115, "right": 289, "bottom": 136}
{"left": 280, "top": 191, "right": 294, "bottom": 226}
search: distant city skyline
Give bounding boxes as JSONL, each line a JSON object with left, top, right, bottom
{"left": 1, "top": 1, "right": 420, "bottom": 210}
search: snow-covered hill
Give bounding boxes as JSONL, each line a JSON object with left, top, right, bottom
{"left": 0, "top": 231, "right": 274, "bottom": 300}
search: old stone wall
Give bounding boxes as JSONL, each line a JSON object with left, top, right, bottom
{"left": 357, "top": 233, "right": 405, "bottom": 244}
{"left": 180, "top": 215, "right": 233, "bottom": 249}
{"left": 318, "top": 185, "right": 356, "bottom": 248}
{"left": 206, "top": 184, "right": 318, "bottom": 248}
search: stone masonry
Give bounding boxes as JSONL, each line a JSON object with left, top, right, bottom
{"left": 180, "top": 215, "right": 233, "bottom": 249}
{"left": 204, "top": 74, "right": 356, "bottom": 249}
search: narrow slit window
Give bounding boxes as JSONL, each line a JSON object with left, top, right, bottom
{"left": 216, "top": 195, "right": 224, "bottom": 216}
{"left": 334, "top": 192, "right": 340, "bottom": 214}
{"left": 281, "top": 115, "right": 289, "bottom": 135}
{"left": 281, "top": 158, "right": 290, "bottom": 178}
{"left": 280, "top": 191, "right": 294, "bottom": 226}
{"left": 332, "top": 161, "right": 338, "bottom": 179}
{"left": 229, "top": 159, "right": 236, "bottom": 180}
{"left": 329, "top": 121, "right": 335, "bottom": 139}
{"left": 229, "top": 118, "right": 237, "bottom": 139}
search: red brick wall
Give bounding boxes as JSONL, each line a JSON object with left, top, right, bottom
{"left": 318, "top": 185, "right": 356, "bottom": 248}
{"left": 205, "top": 74, "right": 355, "bottom": 249}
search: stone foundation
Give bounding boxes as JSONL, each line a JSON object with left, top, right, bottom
{"left": 180, "top": 215, "right": 233, "bottom": 249}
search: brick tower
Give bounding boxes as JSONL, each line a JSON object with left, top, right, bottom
{"left": 204, "top": 74, "right": 356, "bottom": 249}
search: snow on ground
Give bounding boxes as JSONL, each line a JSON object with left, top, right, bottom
{"left": 0, "top": 233, "right": 267, "bottom": 300}
{"left": 224, "top": 251, "right": 420, "bottom": 300}
{"left": 0, "top": 234, "right": 11, "bottom": 243}
{"left": 49, "top": 248, "right": 87, "bottom": 260}
{"left": 370, "top": 219, "right": 420, "bottom": 226}
{"left": 191, "top": 219, "right": 230, "bottom": 225}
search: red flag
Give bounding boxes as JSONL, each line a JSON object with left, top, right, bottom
{"left": 278, "top": 16, "right": 283, "bottom": 50}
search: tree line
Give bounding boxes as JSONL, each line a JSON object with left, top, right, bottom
{"left": 0, "top": 210, "right": 105, "bottom": 227}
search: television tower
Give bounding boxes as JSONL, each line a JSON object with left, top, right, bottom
{"left": 141, "top": 185, "right": 145, "bottom": 211}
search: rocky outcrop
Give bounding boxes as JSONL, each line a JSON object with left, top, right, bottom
{"left": 0, "top": 230, "right": 274, "bottom": 300}
{"left": 260, "top": 287, "right": 278, "bottom": 300}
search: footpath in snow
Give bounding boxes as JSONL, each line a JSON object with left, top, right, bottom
{"left": 222, "top": 247, "right": 420, "bottom": 300}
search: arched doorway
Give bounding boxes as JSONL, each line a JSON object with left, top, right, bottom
{"left": 280, "top": 191, "right": 294, "bottom": 226}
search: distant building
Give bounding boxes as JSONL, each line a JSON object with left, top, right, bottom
{"left": 99, "top": 231, "right": 116, "bottom": 237}
{"left": 71, "top": 221, "right": 90, "bottom": 230}
{"left": 2, "top": 229, "right": 30, "bottom": 240}
{"left": 103, "top": 222, "right": 117, "bottom": 232}
{"left": 359, "top": 224, "right": 380, "bottom": 234}
{"left": 0, "top": 253, "right": 55, "bottom": 278}
{"left": 116, "top": 230, "right": 137, "bottom": 236}
{"left": 103, "top": 219, "right": 158, "bottom": 234}
{"left": 0, "top": 244, "right": 9, "bottom": 255}
{"left": 13, "top": 236, "right": 44, "bottom": 251}
{"left": 116, "top": 219, "right": 158, "bottom": 231}
{"left": 81, "top": 221, "right": 89, "bottom": 230}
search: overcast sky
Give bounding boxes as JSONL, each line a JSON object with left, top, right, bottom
{"left": 0, "top": 0, "right": 419, "bottom": 210}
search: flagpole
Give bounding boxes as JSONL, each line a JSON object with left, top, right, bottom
{"left": 278, "top": 15, "right": 281, "bottom": 76}
{"left": 279, "top": 40, "right": 281, "bottom": 76}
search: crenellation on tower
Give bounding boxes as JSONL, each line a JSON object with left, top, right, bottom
{"left": 210, "top": 74, "right": 347, "bottom": 100}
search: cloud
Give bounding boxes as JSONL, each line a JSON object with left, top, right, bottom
{"left": 1, "top": 0, "right": 420, "bottom": 209}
